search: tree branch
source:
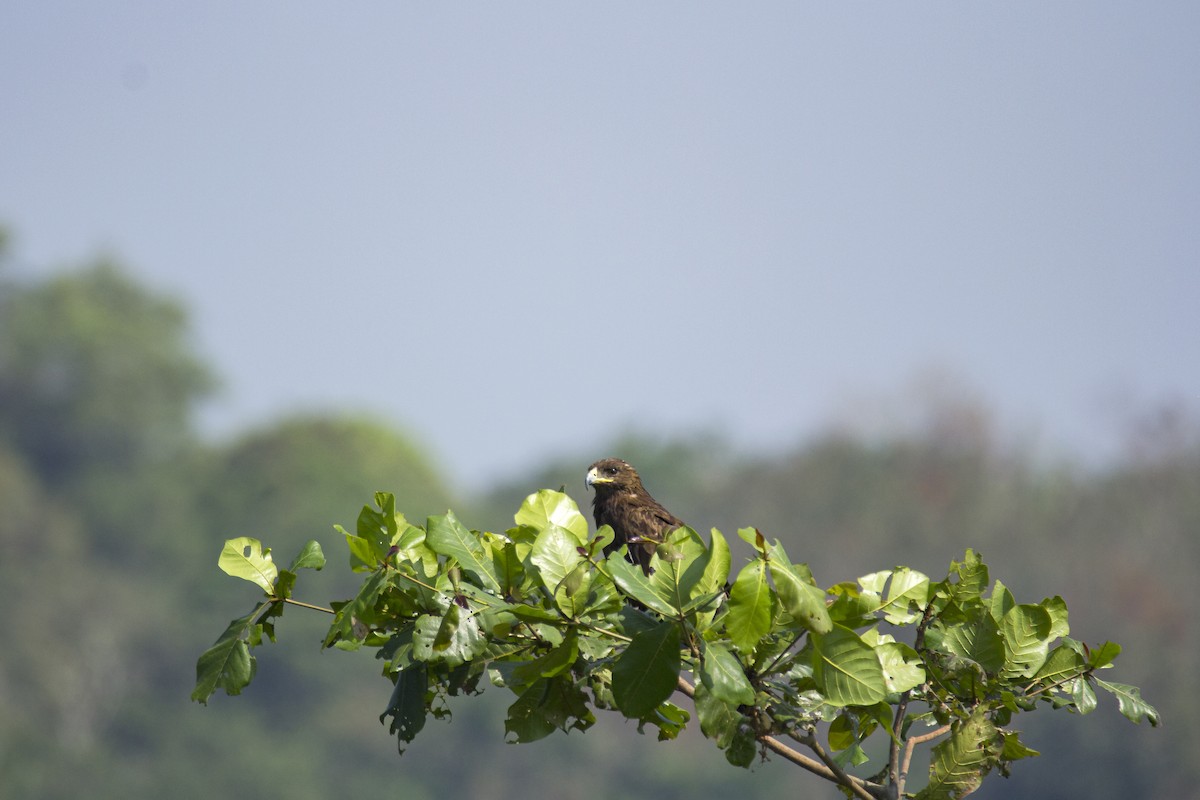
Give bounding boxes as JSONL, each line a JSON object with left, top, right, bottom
{"left": 898, "top": 724, "right": 952, "bottom": 796}
{"left": 674, "top": 677, "right": 883, "bottom": 800}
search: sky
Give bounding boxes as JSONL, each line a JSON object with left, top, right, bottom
{"left": 2, "top": 3, "right": 1198, "bottom": 488}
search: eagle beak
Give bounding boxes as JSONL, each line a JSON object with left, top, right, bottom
{"left": 585, "top": 467, "right": 606, "bottom": 488}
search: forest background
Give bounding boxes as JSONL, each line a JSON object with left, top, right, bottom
{"left": 0, "top": 243, "right": 1194, "bottom": 799}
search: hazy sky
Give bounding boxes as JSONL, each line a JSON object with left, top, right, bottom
{"left": 3, "top": 3, "right": 1197, "bottom": 487}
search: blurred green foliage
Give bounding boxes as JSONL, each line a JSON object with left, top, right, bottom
{"left": 0, "top": 240, "right": 1191, "bottom": 798}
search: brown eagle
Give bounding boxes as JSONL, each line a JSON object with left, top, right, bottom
{"left": 586, "top": 458, "right": 684, "bottom": 574}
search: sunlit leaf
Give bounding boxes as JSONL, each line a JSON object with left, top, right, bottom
{"left": 515, "top": 489, "right": 589, "bottom": 544}
{"left": 218, "top": 537, "right": 278, "bottom": 594}
{"left": 810, "top": 625, "right": 888, "bottom": 707}
{"left": 427, "top": 511, "right": 500, "bottom": 593}
{"left": 726, "top": 560, "right": 773, "bottom": 655}
{"left": 1000, "top": 604, "right": 1053, "bottom": 678}
{"left": 606, "top": 551, "right": 678, "bottom": 616}
{"left": 1093, "top": 678, "right": 1160, "bottom": 726}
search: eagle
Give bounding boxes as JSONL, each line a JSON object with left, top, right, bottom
{"left": 585, "top": 458, "right": 684, "bottom": 574}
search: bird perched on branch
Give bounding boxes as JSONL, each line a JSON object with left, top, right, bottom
{"left": 586, "top": 458, "right": 684, "bottom": 574}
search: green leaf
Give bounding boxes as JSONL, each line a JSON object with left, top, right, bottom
{"left": 379, "top": 664, "right": 428, "bottom": 753}
{"left": 698, "top": 527, "right": 732, "bottom": 596}
{"left": 530, "top": 524, "right": 591, "bottom": 616}
{"left": 1000, "top": 604, "right": 1053, "bottom": 678}
{"left": 726, "top": 560, "right": 773, "bottom": 655}
{"left": 767, "top": 540, "right": 832, "bottom": 634}
{"left": 1000, "top": 731, "right": 1040, "bottom": 761}
{"left": 515, "top": 489, "right": 589, "bottom": 544}
{"left": 876, "top": 641, "right": 925, "bottom": 694}
{"left": 699, "top": 641, "right": 755, "bottom": 706}
{"left": 640, "top": 701, "right": 690, "bottom": 741}
{"left": 612, "top": 620, "right": 682, "bottom": 718}
{"left": 810, "top": 624, "right": 888, "bottom": 707}
{"left": 989, "top": 579, "right": 1016, "bottom": 623}
{"left": 1093, "top": 678, "right": 1161, "bottom": 726}
{"left": 412, "top": 604, "right": 487, "bottom": 668}
{"left": 606, "top": 551, "right": 678, "bottom": 616}
{"left": 426, "top": 511, "right": 501, "bottom": 593}
{"left": 1033, "top": 644, "right": 1086, "bottom": 685}
{"left": 937, "top": 612, "right": 1005, "bottom": 674}
{"left": 693, "top": 680, "right": 742, "bottom": 748}
{"left": 505, "top": 676, "right": 595, "bottom": 743}
{"left": 323, "top": 568, "right": 389, "bottom": 647}
{"left": 915, "top": 708, "right": 1002, "bottom": 800}
{"left": 218, "top": 538, "right": 278, "bottom": 594}
{"left": 938, "top": 549, "right": 989, "bottom": 610}
{"left": 1040, "top": 595, "right": 1070, "bottom": 638}
{"left": 192, "top": 609, "right": 260, "bottom": 702}
{"left": 511, "top": 631, "right": 580, "bottom": 687}
{"left": 648, "top": 527, "right": 709, "bottom": 608}
{"left": 288, "top": 540, "right": 326, "bottom": 571}
{"left": 881, "top": 567, "right": 930, "bottom": 625}
{"left": 1070, "top": 676, "right": 1098, "bottom": 714}
{"left": 1087, "top": 641, "right": 1121, "bottom": 670}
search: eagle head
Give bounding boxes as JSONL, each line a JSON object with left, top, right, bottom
{"left": 585, "top": 458, "right": 641, "bottom": 492}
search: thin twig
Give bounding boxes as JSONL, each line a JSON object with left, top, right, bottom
{"left": 899, "top": 723, "right": 952, "bottom": 795}
{"left": 797, "top": 731, "right": 882, "bottom": 800}
{"left": 281, "top": 597, "right": 336, "bottom": 614}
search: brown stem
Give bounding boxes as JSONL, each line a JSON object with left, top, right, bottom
{"left": 898, "top": 724, "right": 952, "bottom": 796}
{"left": 281, "top": 597, "right": 336, "bottom": 614}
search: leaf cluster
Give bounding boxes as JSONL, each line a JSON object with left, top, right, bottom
{"left": 195, "top": 490, "right": 1158, "bottom": 799}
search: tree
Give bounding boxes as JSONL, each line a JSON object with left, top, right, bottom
{"left": 0, "top": 261, "right": 216, "bottom": 487}
{"left": 195, "top": 489, "right": 1158, "bottom": 799}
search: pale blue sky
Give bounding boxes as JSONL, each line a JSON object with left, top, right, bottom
{"left": 3, "top": 3, "right": 1197, "bottom": 487}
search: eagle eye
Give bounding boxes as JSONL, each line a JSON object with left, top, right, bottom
{"left": 604, "top": 466, "right": 619, "bottom": 476}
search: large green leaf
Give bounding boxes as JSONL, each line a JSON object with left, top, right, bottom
{"left": 881, "top": 567, "right": 930, "bottom": 625}
{"left": 530, "top": 523, "right": 592, "bottom": 615}
{"left": 915, "top": 708, "right": 1002, "bottom": 800}
{"left": 379, "top": 664, "right": 428, "bottom": 753}
{"left": 192, "top": 609, "right": 260, "bottom": 703}
{"left": 693, "top": 681, "right": 742, "bottom": 748}
{"left": 726, "top": 560, "right": 773, "bottom": 654}
{"left": 612, "top": 620, "right": 682, "bottom": 718}
{"left": 412, "top": 604, "right": 487, "bottom": 667}
{"left": 697, "top": 527, "right": 732, "bottom": 596}
{"left": 649, "top": 527, "right": 710, "bottom": 607}
{"left": 514, "top": 489, "right": 589, "bottom": 544}
{"left": 606, "top": 551, "right": 678, "bottom": 616}
{"left": 699, "top": 640, "right": 755, "bottom": 706}
{"left": 218, "top": 537, "right": 278, "bottom": 594}
{"left": 426, "top": 511, "right": 500, "bottom": 593}
{"left": 504, "top": 675, "right": 595, "bottom": 743}
{"left": 810, "top": 624, "right": 888, "bottom": 707}
{"left": 1093, "top": 678, "right": 1161, "bottom": 726}
{"left": 770, "top": 557, "right": 832, "bottom": 634}
{"left": 875, "top": 641, "right": 925, "bottom": 694}
{"left": 937, "top": 613, "right": 1005, "bottom": 674}
{"left": 1000, "top": 604, "right": 1053, "bottom": 678}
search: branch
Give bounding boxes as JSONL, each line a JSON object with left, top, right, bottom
{"left": 281, "top": 597, "right": 335, "bottom": 614}
{"left": 899, "top": 723, "right": 952, "bottom": 795}
{"left": 888, "top": 602, "right": 937, "bottom": 799}
{"left": 674, "top": 677, "right": 883, "bottom": 800}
